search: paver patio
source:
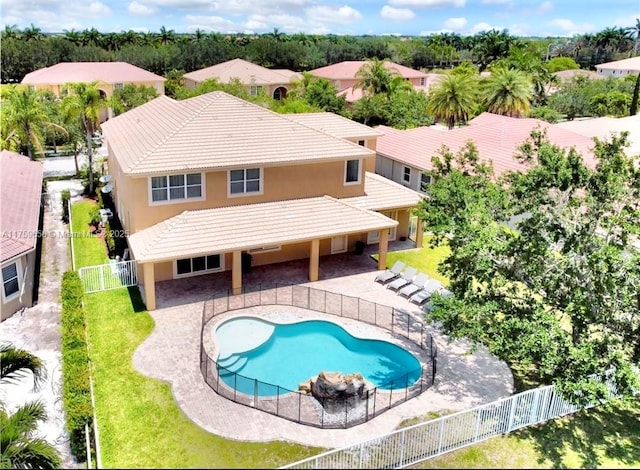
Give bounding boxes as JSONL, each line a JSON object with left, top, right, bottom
{"left": 133, "top": 243, "right": 514, "bottom": 448}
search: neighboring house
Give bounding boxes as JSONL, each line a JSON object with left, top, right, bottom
{"left": 21, "top": 62, "right": 166, "bottom": 122}
{"left": 100, "top": 91, "right": 423, "bottom": 310}
{"left": 309, "top": 60, "right": 431, "bottom": 103}
{"left": 552, "top": 69, "right": 604, "bottom": 81}
{"left": 0, "top": 151, "right": 43, "bottom": 320}
{"left": 595, "top": 56, "right": 640, "bottom": 77}
{"left": 375, "top": 113, "right": 598, "bottom": 193}
{"left": 555, "top": 114, "right": 640, "bottom": 156}
{"left": 182, "top": 58, "right": 302, "bottom": 99}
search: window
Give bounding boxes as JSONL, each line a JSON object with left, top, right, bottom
{"left": 248, "top": 245, "right": 281, "bottom": 254}
{"left": 2, "top": 263, "right": 19, "bottom": 299}
{"left": 420, "top": 173, "right": 432, "bottom": 193}
{"left": 150, "top": 173, "right": 202, "bottom": 203}
{"left": 114, "top": 83, "right": 124, "bottom": 89}
{"left": 419, "top": 77, "right": 426, "bottom": 86}
{"left": 175, "top": 254, "right": 223, "bottom": 277}
{"left": 358, "top": 140, "right": 366, "bottom": 146}
{"left": 250, "top": 85, "right": 263, "bottom": 96}
{"left": 229, "top": 168, "right": 262, "bottom": 196}
{"left": 344, "top": 159, "right": 361, "bottom": 185}
{"left": 403, "top": 166, "right": 411, "bottom": 184}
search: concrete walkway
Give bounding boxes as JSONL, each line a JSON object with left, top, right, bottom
{"left": 133, "top": 263, "right": 514, "bottom": 449}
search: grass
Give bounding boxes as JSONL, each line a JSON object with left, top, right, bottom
{"left": 409, "top": 400, "right": 640, "bottom": 469}
{"left": 72, "top": 200, "right": 322, "bottom": 468}
{"left": 376, "top": 236, "right": 451, "bottom": 285}
{"left": 71, "top": 200, "right": 110, "bottom": 268}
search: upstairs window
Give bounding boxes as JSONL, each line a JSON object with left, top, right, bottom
{"left": 420, "top": 173, "right": 432, "bottom": 193}
{"left": 403, "top": 166, "right": 411, "bottom": 184}
{"left": 250, "top": 85, "right": 263, "bottom": 96}
{"left": 150, "top": 173, "right": 203, "bottom": 203}
{"left": 2, "top": 263, "right": 19, "bottom": 299}
{"left": 229, "top": 168, "right": 262, "bottom": 196}
{"left": 345, "top": 159, "right": 361, "bottom": 185}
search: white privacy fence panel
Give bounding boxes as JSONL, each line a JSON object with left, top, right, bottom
{"left": 78, "top": 260, "right": 138, "bottom": 293}
{"left": 281, "top": 384, "right": 589, "bottom": 469}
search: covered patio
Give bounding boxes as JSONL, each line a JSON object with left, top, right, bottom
{"left": 129, "top": 195, "right": 399, "bottom": 310}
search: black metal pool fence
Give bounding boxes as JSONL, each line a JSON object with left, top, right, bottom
{"left": 199, "top": 283, "right": 437, "bottom": 429}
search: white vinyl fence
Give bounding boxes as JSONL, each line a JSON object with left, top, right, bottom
{"left": 281, "top": 383, "right": 594, "bottom": 469}
{"left": 78, "top": 260, "right": 138, "bottom": 293}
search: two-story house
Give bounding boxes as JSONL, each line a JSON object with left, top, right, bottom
{"left": 21, "top": 62, "right": 166, "bottom": 122}
{"left": 1, "top": 151, "right": 43, "bottom": 320}
{"left": 376, "top": 112, "right": 598, "bottom": 194}
{"left": 100, "top": 91, "right": 423, "bottom": 310}
{"left": 182, "top": 58, "right": 301, "bottom": 100}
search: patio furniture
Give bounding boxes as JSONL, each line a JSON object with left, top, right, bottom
{"left": 398, "top": 272, "right": 430, "bottom": 298}
{"left": 374, "top": 260, "right": 406, "bottom": 284}
{"left": 409, "top": 279, "right": 443, "bottom": 305}
{"left": 386, "top": 266, "right": 417, "bottom": 292}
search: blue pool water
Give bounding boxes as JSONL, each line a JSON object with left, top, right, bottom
{"left": 215, "top": 317, "right": 422, "bottom": 397}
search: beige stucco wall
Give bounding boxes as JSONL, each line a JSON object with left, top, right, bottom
{"left": 1, "top": 251, "right": 36, "bottom": 321}
{"left": 30, "top": 80, "right": 165, "bottom": 98}
{"left": 114, "top": 158, "right": 373, "bottom": 233}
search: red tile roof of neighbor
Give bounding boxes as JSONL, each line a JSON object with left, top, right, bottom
{"left": 21, "top": 62, "right": 166, "bottom": 85}
{"left": 0, "top": 151, "right": 43, "bottom": 262}
{"left": 376, "top": 113, "right": 598, "bottom": 178}
{"left": 310, "top": 60, "right": 429, "bottom": 80}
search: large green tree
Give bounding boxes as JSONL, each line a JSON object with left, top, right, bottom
{"left": 417, "top": 132, "right": 640, "bottom": 404}
{"left": 426, "top": 72, "right": 478, "bottom": 129}
{"left": 0, "top": 343, "right": 62, "bottom": 469}
{"left": 61, "top": 82, "right": 103, "bottom": 194}
{"left": 481, "top": 67, "right": 533, "bottom": 117}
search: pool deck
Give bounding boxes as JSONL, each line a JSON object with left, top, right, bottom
{"left": 132, "top": 245, "right": 514, "bottom": 449}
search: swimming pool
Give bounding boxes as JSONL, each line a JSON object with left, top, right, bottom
{"left": 214, "top": 316, "right": 422, "bottom": 397}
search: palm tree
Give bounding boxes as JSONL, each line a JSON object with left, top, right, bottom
{"left": 355, "top": 58, "right": 395, "bottom": 96}
{"left": 61, "top": 82, "right": 104, "bottom": 194}
{"left": 0, "top": 343, "right": 61, "bottom": 469}
{"left": 630, "top": 18, "right": 640, "bottom": 54}
{"left": 481, "top": 67, "right": 532, "bottom": 117}
{"left": 1, "top": 85, "right": 66, "bottom": 159}
{"left": 426, "top": 73, "right": 478, "bottom": 129}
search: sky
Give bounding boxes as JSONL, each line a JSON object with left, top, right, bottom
{"left": 2, "top": 0, "right": 639, "bottom": 38}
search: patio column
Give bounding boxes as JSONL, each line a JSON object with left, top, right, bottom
{"left": 378, "top": 228, "right": 389, "bottom": 270}
{"left": 142, "top": 262, "right": 156, "bottom": 311}
{"left": 232, "top": 250, "right": 242, "bottom": 295}
{"left": 309, "top": 239, "right": 320, "bottom": 282}
{"left": 416, "top": 218, "right": 424, "bottom": 248}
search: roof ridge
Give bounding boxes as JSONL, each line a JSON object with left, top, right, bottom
{"left": 326, "top": 195, "right": 397, "bottom": 223}
{"left": 138, "top": 211, "right": 189, "bottom": 258}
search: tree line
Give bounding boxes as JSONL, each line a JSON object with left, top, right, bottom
{"left": 2, "top": 22, "right": 639, "bottom": 84}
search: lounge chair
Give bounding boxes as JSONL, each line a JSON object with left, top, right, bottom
{"left": 386, "top": 267, "right": 417, "bottom": 292}
{"left": 374, "top": 260, "right": 406, "bottom": 284}
{"left": 409, "top": 279, "right": 443, "bottom": 305}
{"left": 398, "top": 272, "right": 430, "bottom": 298}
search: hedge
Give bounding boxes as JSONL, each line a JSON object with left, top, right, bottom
{"left": 60, "top": 271, "right": 93, "bottom": 462}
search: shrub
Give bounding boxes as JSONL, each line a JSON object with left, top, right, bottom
{"left": 104, "top": 221, "right": 115, "bottom": 255}
{"left": 88, "top": 207, "right": 101, "bottom": 227}
{"left": 529, "top": 105, "right": 563, "bottom": 123}
{"left": 61, "top": 189, "right": 71, "bottom": 224}
{"left": 60, "top": 271, "right": 93, "bottom": 462}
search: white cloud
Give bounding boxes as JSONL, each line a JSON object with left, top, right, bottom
{"left": 508, "top": 23, "right": 532, "bottom": 36}
{"left": 443, "top": 17, "right": 467, "bottom": 31}
{"left": 537, "top": 1, "right": 553, "bottom": 15}
{"left": 470, "top": 22, "right": 504, "bottom": 33}
{"left": 87, "top": 2, "right": 111, "bottom": 15}
{"left": 548, "top": 18, "right": 596, "bottom": 36}
{"left": 305, "top": 5, "right": 363, "bottom": 24}
{"left": 380, "top": 5, "right": 416, "bottom": 21}
{"left": 389, "top": 0, "right": 465, "bottom": 8}
{"left": 128, "top": 1, "right": 155, "bottom": 16}
{"left": 184, "top": 14, "right": 239, "bottom": 33}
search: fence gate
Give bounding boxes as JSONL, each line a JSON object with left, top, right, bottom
{"left": 78, "top": 260, "right": 138, "bottom": 293}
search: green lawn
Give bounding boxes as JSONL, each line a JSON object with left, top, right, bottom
{"left": 72, "top": 199, "right": 322, "bottom": 468}
{"left": 411, "top": 400, "right": 640, "bottom": 469}
{"left": 376, "top": 236, "right": 451, "bottom": 285}
{"left": 71, "top": 200, "right": 111, "bottom": 268}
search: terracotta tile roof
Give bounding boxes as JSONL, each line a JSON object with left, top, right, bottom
{"left": 100, "top": 91, "right": 374, "bottom": 175}
{"left": 310, "top": 61, "right": 428, "bottom": 80}
{"left": 183, "top": 58, "right": 301, "bottom": 85}
{"left": 376, "top": 113, "right": 598, "bottom": 178}
{"left": 284, "top": 112, "right": 382, "bottom": 139}
{"left": 345, "top": 172, "right": 423, "bottom": 211}
{"left": 128, "top": 195, "right": 397, "bottom": 263}
{"left": 553, "top": 69, "right": 604, "bottom": 80}
{"left": 595, "top": 56, "right": 640, "bottom": 71}
{"left": 0, "top": 151, "right": 43, "bottom": 262}
{"left": 21, "top": 62, "right": 165, "bottom": 85}
{"left": 555, "top": 114, "right": 640, "bottom": 156}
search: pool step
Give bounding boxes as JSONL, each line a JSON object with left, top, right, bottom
{"left": 217, "top": 355, "right": 248, "bottom": 373}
